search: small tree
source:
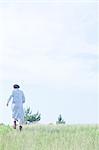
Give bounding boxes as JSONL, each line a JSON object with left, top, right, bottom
{"left": 24, "top": 107, "right": 41, "bottom": 124}
{"left": 56, "top": 114, "right": 65, "bottom": 124}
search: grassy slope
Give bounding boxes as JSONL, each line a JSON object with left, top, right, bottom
{"left": 0, "top": 124, "right": 98, "bottom": 150}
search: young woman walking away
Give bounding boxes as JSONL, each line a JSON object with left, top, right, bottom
{"left": 6, "top": 84, "right": 25, "bottom": 131}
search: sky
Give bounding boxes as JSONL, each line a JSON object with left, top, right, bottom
{"left": 0, "top": 0, "right": 98, "bottom": 125}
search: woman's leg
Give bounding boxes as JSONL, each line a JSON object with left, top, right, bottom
{"left": 19, "top": 125, "right": 22, "bottom": 131}
{"left": 13, "top": 120, "right": 16, "bottom": 129}
{"left": 19, "top": 119, "right": 23, "bottom": 131}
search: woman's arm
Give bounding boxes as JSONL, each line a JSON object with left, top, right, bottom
{"left": 22, "top": 91, "right": 25, "bottom": 103}
{"left": 6, "top": 92, "right": 14, "bottom": 106}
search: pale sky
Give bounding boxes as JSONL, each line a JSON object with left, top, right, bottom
{"left": 0, "top": 0, "right": 98, "bottom": 124}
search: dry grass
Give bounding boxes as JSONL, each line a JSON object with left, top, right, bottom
{"left": 0, "top": 124, "right": 98, "bottom": 150}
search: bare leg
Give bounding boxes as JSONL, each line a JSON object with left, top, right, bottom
{"left": 19, "top": 125, "right": 22, "bottom": 131}
{"left": 13, "top": 120, "right": 16, "bottom": 129}
{"left": 19, "top": 119, "right": 23, "bottom": 131}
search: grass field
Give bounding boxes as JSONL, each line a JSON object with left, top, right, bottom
{"left": 0, "top": 124, "right": 98, "bottom": 150}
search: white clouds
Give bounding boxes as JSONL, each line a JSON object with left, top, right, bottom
{"left": 2, "top": 4, "right": 65, "bottom": 53}
{"left": 0, "top": 2, "right": 97, "bottom": 86}
{"left": 0, "top": 51, "right": 96, "bottom": 92}
{"left": 0, "top": 0, "right": 96, "bottom": 4}
{"left": 1, "top": 2, "right": 96, "bottom": 55}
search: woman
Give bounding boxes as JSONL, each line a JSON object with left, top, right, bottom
{"left": 7, "top": 84, "right": 25, "bottom": 131}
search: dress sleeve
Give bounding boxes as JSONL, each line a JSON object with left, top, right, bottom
{"left": 7, "top": 91, "right": 14, "bottom": 104}
{"left": 22, "top": 91, "right": 25, "bottom": 103}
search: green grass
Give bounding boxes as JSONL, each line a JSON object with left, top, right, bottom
{"left": 0, "top": 124, "right": 98, "bottom": 150}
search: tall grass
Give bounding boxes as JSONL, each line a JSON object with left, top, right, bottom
{"left": 0, "top": 124, "right": 98, "bottom": 150}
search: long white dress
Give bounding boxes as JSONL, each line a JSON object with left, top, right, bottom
{"left": 8, "top": 89, "right": 25, "bottom": 124}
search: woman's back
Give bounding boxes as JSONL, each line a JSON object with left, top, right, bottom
{"left": 12, "top": 89, "right": 25, "bottom": 105}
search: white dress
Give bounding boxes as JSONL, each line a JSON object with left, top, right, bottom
{"left": 8, "top": 89, "right": 25, "bottom": 124}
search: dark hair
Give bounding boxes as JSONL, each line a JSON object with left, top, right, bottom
{"left": 13, "top": 84, "right": 20, "bottom": 89}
